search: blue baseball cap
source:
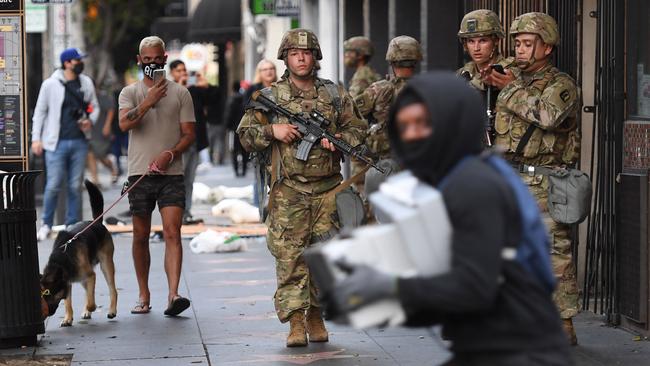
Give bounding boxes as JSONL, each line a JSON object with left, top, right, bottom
{"left": 60, "top": 48, "right": 86, "bottom": 64}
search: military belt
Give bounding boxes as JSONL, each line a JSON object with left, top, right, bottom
{"left": 509, "top": 162, "right": 555, "bottom": 177}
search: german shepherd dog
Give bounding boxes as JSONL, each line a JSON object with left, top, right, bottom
{"left": 40, "top": 180, "right": 118, "bottom": 326}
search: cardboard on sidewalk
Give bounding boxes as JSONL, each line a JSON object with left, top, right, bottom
{"left": 105, "top": 223, "right": 267, "bottom": 237}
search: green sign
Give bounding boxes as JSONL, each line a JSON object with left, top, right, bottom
{"left": 250, "top": 0, "right": 274, "bottom": 15}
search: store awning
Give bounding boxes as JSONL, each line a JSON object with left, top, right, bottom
{"left": 188, "top": 0, "right": 242, "bottom": 44}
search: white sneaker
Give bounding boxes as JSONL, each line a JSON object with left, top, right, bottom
{"left": 37, "top": 224, "right": 51, "bottom": 241}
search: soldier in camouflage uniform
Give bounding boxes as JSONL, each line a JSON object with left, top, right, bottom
{"left": 344, "top": 36, "right": 381, "bottom": 98}
{"left": 343, "top": 36, "right": 381, "bottom": 192}
{"left": 355, "top": 36, "right": 423, "bottom": 160}
{"left": 237, "top": 29, "right": 367, "bottom": 348}
{"left": 494, "top": 12, "right": 581, "bottom": 345}
{"left": 457, "top": 9, "right": 519, "bottom": 145}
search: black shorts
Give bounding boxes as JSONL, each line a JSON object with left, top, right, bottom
{"left": 127, "top": 175, "right": 185, "bottom": 216}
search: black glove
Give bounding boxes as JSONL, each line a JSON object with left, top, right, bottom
{"left": 332, "top": 262, "right": 398, "bottom": 313}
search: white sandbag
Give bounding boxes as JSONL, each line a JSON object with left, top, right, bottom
{"left": 220, "top": 185, "right": 254, "bottom": 200}
{"left": 211, "top": 199, "right": 261, "bottom": 224}
{"left": 209, "top": 184, "right": 254, "bottom": 203}
{"left": 189, "top": 229, "right": 247, "bottom": 253}
{"left": 192, "top": 182, "right": 211, "bottom": 203}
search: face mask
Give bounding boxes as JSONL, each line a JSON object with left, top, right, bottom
{"left": 142, "top": 62, "right": 165, "bottom": 79}
{"left": 398, "top": 138, "right": 433, "bottom": 184}
{"left": 73, "top": 62, "right": 84, "bottom": 75}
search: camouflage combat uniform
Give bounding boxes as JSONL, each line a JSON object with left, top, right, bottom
{"left": 457, "top": 55, "right": 517, "bottom": 93}
{"left": 344, "top": 36, "right": 381, "bottom": 98}
{"left": 237, "top": 32, "right": 366, "bottom": 323}
{"left": 495, "top": 13, "right": 581, "bottom": 321}
{"left": 354, "top": 36, "right": 423, "bottom": 160}
{"left": 348, "top": 64, "right": 381, "bottom": 98}
{"left": 355, "top": 77, "right": 408, "bottom": 159}
{"left": 456, "top": 9, "right": 520, "bottom": 146}
{"left": 344, "top": 36, "right": 382, "bottom": 189}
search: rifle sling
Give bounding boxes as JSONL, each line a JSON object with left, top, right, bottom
{"left": 515, "top": 124, "right": 537, "bottom": 156}
{"left": 325, "top": 164, "right": 371, "bottom": 199}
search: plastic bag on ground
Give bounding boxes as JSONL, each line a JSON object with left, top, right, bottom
{"left": 189, "top": 229, "right": 248, "bottom": 254}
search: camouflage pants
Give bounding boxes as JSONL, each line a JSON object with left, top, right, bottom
{"left": 525, "top": 174, "right": 580, "bottom": 319}
{"left": 266, "top": 183, "right": 339, "bottom": 323}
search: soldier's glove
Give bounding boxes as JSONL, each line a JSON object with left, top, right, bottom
{"left": 332, "top": 261, "right": 398, "bottom": 313}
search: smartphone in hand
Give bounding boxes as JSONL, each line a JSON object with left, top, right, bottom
{"left": 153, "top": 69, "right": 166, "bottom": 84}
{"left": 188, "top": 71, "right": 197, "bottom": 86}
{"left": 490, "top": 64, "right": 506, "bottom": 75}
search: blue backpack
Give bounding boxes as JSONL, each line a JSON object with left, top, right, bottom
{"left": 439, "top": 154, "right": 557, "bottom": 294}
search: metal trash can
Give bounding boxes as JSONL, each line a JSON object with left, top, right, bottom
{"left": 0, "top": 171, "right": 44, "bottom": 348}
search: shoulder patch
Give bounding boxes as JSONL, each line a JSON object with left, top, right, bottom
{"left": 560, "top": 89, "right": 570, "bottom": 103}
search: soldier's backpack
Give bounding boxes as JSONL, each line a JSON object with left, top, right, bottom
{"left": 439, "top": 153, "right": 556, "bottom": 294}
{"left": 545, "top": 168, "right": 592, "bottom": 225}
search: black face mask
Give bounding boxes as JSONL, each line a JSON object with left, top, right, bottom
{"left": 142, "top": 62, "right": 165, "bottom": 79}
{"left": 388, "top": 73, "right": 485, "bottom": 186}
{"left": 73, "top": 62, "right": 84, "bottom": 75}
{"left": 399, "top": 138, "right": 436, "bottom": 184}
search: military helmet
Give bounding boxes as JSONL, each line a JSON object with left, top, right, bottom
{"left": 344, "top": 36, "right": 374, "bottom": 57}
{"left": 457, "top": 9, "right": 505, "bottom": 39}
{"left": 385, "top": 36, "right": 423, "bottom": 63}
{"left": 277, "top": 28, "right": 323, "bottom": 60}
{"left": 509, "top": 12, "right": 560, "bottom": 46}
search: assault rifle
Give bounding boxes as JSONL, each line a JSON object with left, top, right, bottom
{"left": 252, "top": 90, "right": 386, "bottom": 174}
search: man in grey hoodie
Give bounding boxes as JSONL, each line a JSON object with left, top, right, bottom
{"left": 32, "top": 47, "right": 100, "bottom": 240}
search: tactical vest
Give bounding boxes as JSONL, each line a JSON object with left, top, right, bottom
{"left": 253, "top": 77, "right": 345, "bottom": 194}
{"left": 494, "top": 66, "right": 580, "bottom": 167}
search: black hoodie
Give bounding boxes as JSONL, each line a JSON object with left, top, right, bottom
{"left": 389, "top": 72, "right": 568, "bottom": 354}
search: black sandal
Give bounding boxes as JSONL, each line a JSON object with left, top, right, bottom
{"left": 164, "top": 296, "right": 190, "bottom": 316}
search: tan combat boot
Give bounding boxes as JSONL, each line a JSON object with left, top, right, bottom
{"left": 286, "top": 311, "right": 307, "bottom": 347}
{"left": 306, "top": 307, "right": 329, "bottom": 342}
{"left": 563, "top": 318, "right": 578, "bottom": 346}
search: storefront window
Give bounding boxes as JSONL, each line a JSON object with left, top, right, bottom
{"left": 627, "top": 0, "right": 650, "bottom": 119}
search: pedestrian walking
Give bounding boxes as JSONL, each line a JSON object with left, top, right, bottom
{"left": 223, "top": 81, "right": 248, "bottom": 176}
{"left": 118, "top": 36, "right": 195, "bottom": 316}
{"left": 169, "top": 59, "right": 210, "bottom": 225}
{"left": 87, "top": 87, "right": 119, "bottom": 188}
{"left": 237, "top": 29, "right": 367, "bottom": 347}
{"left": 32, "top": 47, "right": 100, "bottom": 241}
{"left": 330, "top": 72, "right": 573, "bottom": 366}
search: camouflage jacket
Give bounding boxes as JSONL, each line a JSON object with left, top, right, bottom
{"left": 237, "top": 76, "right": 367, "bottom": 194}
{"left": 456, "top": 55, "right": 519, "bottom": 92}
{"left": 494, "top": 63, "right": 580, "bottom": 167}
{"left": 354, "top": 76, "right": 408, "bottom": 158}
{"left": 348, "top": 64, "right": 382, "bottom": 98}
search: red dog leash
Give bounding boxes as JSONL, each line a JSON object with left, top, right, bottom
{"left": 59, "top": 156, "right": 172, "bottom": 251}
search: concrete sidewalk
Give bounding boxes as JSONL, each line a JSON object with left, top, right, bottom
{"left": 2, "top": 163, "right": 650, "bottom": 365}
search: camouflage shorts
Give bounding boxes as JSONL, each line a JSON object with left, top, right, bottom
{"left": 127, "top": 175, "right": 185, "bottom": 216}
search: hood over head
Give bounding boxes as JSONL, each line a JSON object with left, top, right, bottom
{"left": 387, "top": 71, "right": 485, "bottom": 186}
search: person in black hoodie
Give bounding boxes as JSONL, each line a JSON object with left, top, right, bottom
{"left": 330, "top": 72, "right": 572, "bottom": 365}
{"left": 224, "top": 81, "right": 248, "bottom": 176}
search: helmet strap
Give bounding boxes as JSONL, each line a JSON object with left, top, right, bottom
{"left": 283, "top": 58, "right": 316, "bottom": 81}
{"left": 515, "top": 35, "right": 539, "bottom": 70}
{"left": 489, "top": 36, "right": 500, "bottom": 59}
